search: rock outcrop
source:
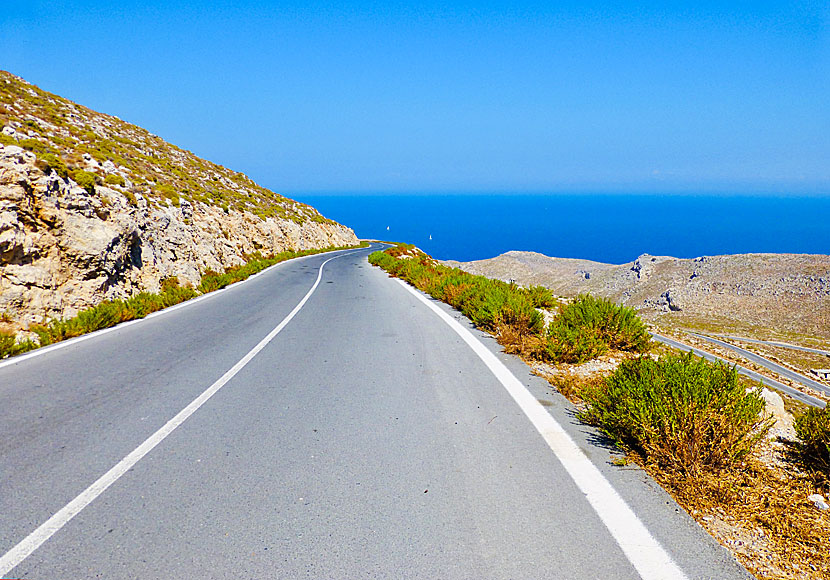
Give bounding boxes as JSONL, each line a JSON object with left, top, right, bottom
{"left": 0, "top": 144, "right": 357, "bottom": 328}
{"left": 0, "top": 72, "right": 359, "bottom": 329}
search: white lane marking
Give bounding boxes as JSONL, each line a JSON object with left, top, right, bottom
{"left": 0, "top": 249, "right": 355, "bottom": 371}
{"left": 0, "top": 251, "right": 355, "bottom": 576}
{"left": 396, "top": 280, "right": 688, "bottom": 580}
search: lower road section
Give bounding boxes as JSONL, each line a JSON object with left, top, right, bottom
{"left": 651, "top": 333, "right": 826, "bottom": 408}
{"left": 690, "top": 333, "right": 830, "bottom": 397}
{"left": 1, "top": 244, "right": 750, "bottom": 578}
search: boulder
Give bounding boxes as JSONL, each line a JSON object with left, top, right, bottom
{"left": 760, "top": 388, "right": 797, "bottom": 441}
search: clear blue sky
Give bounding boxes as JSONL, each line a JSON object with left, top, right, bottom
{"left": 2, "top": 1, "right": 828, "bottom": 194}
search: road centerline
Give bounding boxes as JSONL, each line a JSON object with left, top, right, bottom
{"left": 0, "top": 251, "right": 356, "bottom": 577}
{"left": 395, "top": 279, "right": 688, "bottom": 580}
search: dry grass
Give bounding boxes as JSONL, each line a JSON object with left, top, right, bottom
{"left": 647, "top": 457, "right": 830, "bottom": 579}
{"left": 497, "top": 323, "right": 544, "bottom": 357}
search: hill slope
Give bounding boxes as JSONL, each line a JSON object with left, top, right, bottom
{"left": 0, "top": 71, "right": 358, "bottom": 329}
{"left": 446, "top": 250, "right": 830, "bottom": 340}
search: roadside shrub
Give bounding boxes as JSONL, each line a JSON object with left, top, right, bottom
{"left": 371, "top": 247, "right": 656, "bottom": 366}
{"left": 71, "top": 170, "right": 98, "bottom": 194}
{"left": 369, "top": 247, "right": 543, "bottom": 338}
{"left": 795, "top": 407, "right": 830, "bottom": 474}
{"left": 524, "top": 285, "right": 556, "bottom": 309}
{"left": 541, "top": 324, "right": 608, "bottom": 364}
{"left": 580, "top": 352, "right": 772, "bottom": 476}
{"left": 543, "top": 295, "right": 651, "bottom": 363}
{"left": 0, "top": 330, "right": 37, "bottom": 359}
{"left": 31, "top": 279, "right": 198, "bottom": 346}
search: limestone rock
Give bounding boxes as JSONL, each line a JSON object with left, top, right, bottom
{"left": 0, "top": 149, "right": 358, "bottom": 327}
{"left": 760, "top": 388, "right": 797, "bottom": 441}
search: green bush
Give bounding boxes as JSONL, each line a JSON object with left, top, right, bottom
{"left": 104, "top": 173, "right": 126, "bottom": 186}
{"left": 31, "top": 281, "right": 200, "bottom": 346}
{"left": 370, "top": 247, "right": 656, "bottom": 366}
{"left": 0, "top": 330, "right": 37, "bottom": 359}
{"left": 71, "top": 170, "right": 98, "bottom": 194}
{"left": 155, "top": 183, "right": 180, "bottom": 206}
{"left": 541, "top": 324, "right": 608, "bottom": 363}
{"left": 369, "top": 247, "right": 544, "bottom": 337}
{"left": 36, "top": 153, "right": 69, "bottom": 179}
{"left": 17, "top": 137, "right": 51, "bottom": 155}
{"left": 795, "top": 407, "right": 830, "bottom": 473}
{"left": 123, "top": 189, "right": 138, "bottom": 206}
{"left": 544, "top": 295, "right": 651, "bottom": 363}
{"left": 580, "top": 352, "right": 772, "bottom": 476}
{"left": 524, "top": 285, "right": 556, "bottom": 309}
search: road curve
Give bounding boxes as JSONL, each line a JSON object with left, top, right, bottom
{"left": 1, "top": 244, "right": 751, "bottom": 579}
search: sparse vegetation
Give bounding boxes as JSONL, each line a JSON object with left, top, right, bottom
{"left": 154, "top": 183, "right": 179, "bottom": 206}
{"left": 104, "top": 173, "right": 125, "bottom": 187}
{"left": 370, "top": 245, "right": 648, "bottom": 364}
{"left": 35, "top": 152, "right": 69, "bottom": 179}
{"left": 123, "top": 188, "right": 138, "bottom": 206}
{"left": 0, "top": 70, "right": 329, "bottom": 223}
{"left": 71, "top": 169, "right": 97, "bottom": 194}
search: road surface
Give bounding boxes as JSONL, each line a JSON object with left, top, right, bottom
{"left": 0, "top": 244, "right": 750, "bottom": 579}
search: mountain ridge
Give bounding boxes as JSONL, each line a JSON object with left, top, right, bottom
{"left": 445, "top": 250, "right": 830, "bottom": 340}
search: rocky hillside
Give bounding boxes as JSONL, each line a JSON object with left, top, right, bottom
{"left": 446, "top": 251, "right": 830, "bottom": 339}
{"left": 0, "top": 71, "right": 358, "bottom": 329}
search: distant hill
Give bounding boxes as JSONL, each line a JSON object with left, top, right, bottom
{"left": 0, "top": 71, "right": 358, "bottom": 329}
{"left": 445, "top": 251, "right": 830, "bottom": 340}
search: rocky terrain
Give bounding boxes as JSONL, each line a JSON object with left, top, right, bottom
{"left": 446, "top": 251, "right": 830, "bottom": 340}
{"left": 0, "top": 71, "right": 358, "bottom": 330}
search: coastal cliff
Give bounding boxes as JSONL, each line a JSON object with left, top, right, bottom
{"left": 0, "top": 72, "right": 358, "bottom": 329}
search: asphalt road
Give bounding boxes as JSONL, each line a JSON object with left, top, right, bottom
{"left": 651, "top": 333, "right": 826, "bottom": 408}
{"left": 689, "top": 333, "right": 830, "bottom": 399}
{"left": 715, "top": 335, "right": 830, "bottom": 358}
{"left": 1, "top": 244, "right": 751, "bottom": 579}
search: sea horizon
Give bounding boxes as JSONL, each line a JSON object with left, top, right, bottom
{"left": 293, "top": 192, "right": 830, "bottom": 265}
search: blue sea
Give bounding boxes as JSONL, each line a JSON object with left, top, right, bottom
{"left": 294, "top": 193, "right": 830, "bottom": 265}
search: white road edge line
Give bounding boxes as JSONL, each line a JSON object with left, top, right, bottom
{"left": 396, "top": 280, "right": 688, "bottom": 580}
{"left": 0, "top": 248, "right": 357, "bottom": 371}
{"left": 0, "top": 251, "right": 356, "bottom": 577}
